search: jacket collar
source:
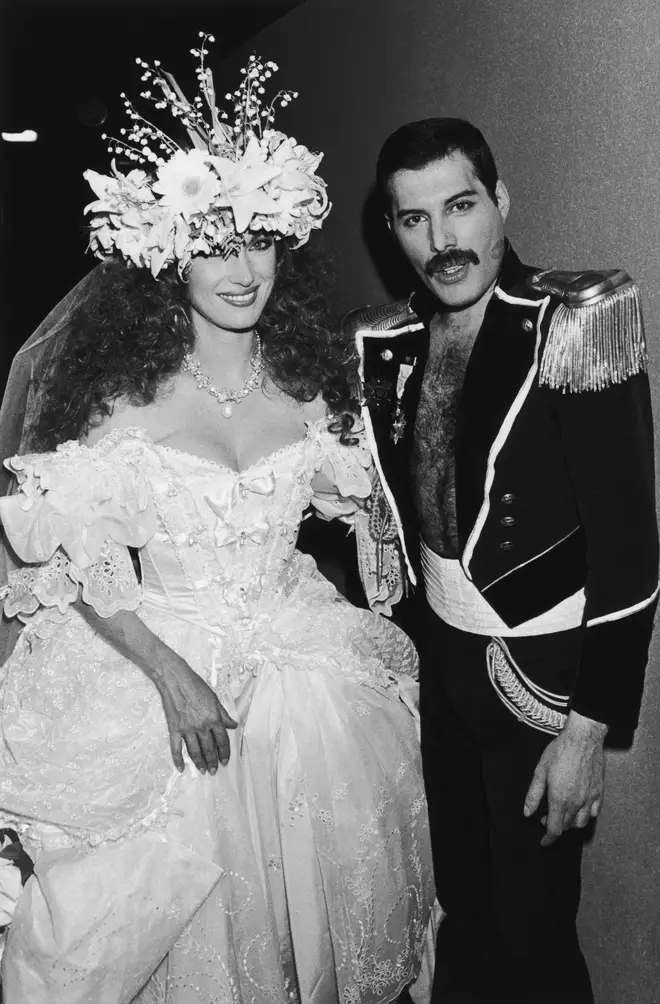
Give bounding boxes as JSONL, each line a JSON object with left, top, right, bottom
{"left": 496, "top": 241, "right": 539, "bottom": 297}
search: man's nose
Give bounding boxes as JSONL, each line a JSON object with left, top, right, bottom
{"left": 225, "top": 250, "right": 255, "bottom": 285}
{"left": 429, "top": 216, "right": 457, "bottom": 253}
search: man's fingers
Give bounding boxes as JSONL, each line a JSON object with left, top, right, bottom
{"left": 523, "top": 767, "right": 546, "bottom": 817}
{"left": 169, "top": 730, "right": 185, "bottom": 774}
{"left": 590, "top": 798, "right": 602, "bottom": 818}
{"left": 572, "top": 806, "right": 591, "bottom": 829}
{"left": 212, "top": 724, "right": 232, "bottom": 766}
{"left": 540, "top": 802, "right": 564, "bottom": 847}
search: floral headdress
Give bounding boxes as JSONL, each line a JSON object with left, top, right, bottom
{"left": 83, "top": 34, "right": 331, "bottom": 277}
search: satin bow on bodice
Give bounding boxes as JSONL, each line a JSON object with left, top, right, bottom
{"left": 230, "top": 470, "right": 277, "bottom": 501}
{"left": 205, "top": 470, "right": 276, "bottom": 548}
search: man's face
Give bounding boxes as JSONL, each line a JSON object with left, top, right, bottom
{"left": 388, "top": 152, "right": 510, "bottom": 310}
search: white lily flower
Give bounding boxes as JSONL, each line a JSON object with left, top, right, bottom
{"left": 153, "top": 149, "right": 220, "bottom": 219}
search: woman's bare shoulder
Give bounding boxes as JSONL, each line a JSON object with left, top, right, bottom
{"left": 83, "top": 399, "right": 165, "bottom": 447}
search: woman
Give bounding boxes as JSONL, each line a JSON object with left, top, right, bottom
{"left": 0, "top": 39, "right": 434, "bottom": 1003}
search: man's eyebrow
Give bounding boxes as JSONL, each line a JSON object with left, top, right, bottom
{"left": 444, "top": 188, "right": 478, "bottom": 207}
{"left": 395, "top": 207, "right": 426, "bottom": 221}
{"left": 395, "top": 188, "right": 478, "bottom": 220}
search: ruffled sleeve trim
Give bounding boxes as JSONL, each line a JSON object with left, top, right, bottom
{"left": 305, "top": 418, "right": 404, "bottom": 615}
{"left": 1, "top": 552, "right": 78, "bottom": 619}
{"left": 308, "top": 418, "right": 373, "bottom": 521}
{"left": 0, "top": 437, "right": 157, "bottom": 567}
{"left": 0, "top": 433, "right": 154, "bottom": 622}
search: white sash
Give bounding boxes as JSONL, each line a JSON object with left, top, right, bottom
{"left": 420, "top": 539, "right": 585, "bottom": 637}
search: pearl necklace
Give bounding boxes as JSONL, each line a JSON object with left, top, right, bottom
{"left": 182, "top": 335, "right": 264, "bottom": 419}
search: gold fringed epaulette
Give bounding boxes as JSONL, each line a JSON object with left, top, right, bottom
{"left": 342, "top": 299, "right": 421, "bottom": 336}
{"left": 528, "top": 268, "right": 648, "bottom": 393}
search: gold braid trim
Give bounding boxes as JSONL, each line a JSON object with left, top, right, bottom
{"left": 530, "top": 269, "right": 648, "bottom": 393}
{"left": 486, "top": 639, "right": 569, "bottom": 735}
{"left": 343, "top": 299, "right": 419, "bottom": 335}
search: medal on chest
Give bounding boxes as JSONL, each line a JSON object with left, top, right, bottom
{"left": 392, "top": 362, "right": 414, "bottom": 444}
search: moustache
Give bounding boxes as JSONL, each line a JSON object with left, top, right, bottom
{"left": 424, "top": 248, "right": 480, "bottom": 277}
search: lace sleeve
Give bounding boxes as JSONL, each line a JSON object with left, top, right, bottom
{"left": 1, "top": 538, "right": 141, "bottom": 627}
{"left": 307, "top": 420, "right": 405, "bottom": 615}
{"left": 0, "top": 441, "right": 155, "bottom": 621}
{"left": 309, "top": 420, "right": 373, "bottom": 522}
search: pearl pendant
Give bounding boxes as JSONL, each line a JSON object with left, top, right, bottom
{"left": 221, "top": 402, "right": 233, "bottom": 419}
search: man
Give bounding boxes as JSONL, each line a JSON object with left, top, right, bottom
{"left": 345, "top": 119, "right": 658, "bottom": 1003}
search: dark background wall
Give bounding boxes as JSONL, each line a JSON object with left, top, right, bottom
{"left": 0, "top": 0, "right": 307, "bottom": 387}
{"left": 241, "top": 1, "right": 660, "bottom": 1001}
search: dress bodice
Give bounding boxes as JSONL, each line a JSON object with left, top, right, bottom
{"left": 133, "top": 422, "right": 370, "bottom": 630}
{"left": 0, "top": 419, "right": 372, "bottom": 634}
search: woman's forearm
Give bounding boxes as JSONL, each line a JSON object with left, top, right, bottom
{"left": 73, "top": 598, "right": 237, "bottom": 774}
{"left": 73, "top": 598, "right": 174, "bottom": 689}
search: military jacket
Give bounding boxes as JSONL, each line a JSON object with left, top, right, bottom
{"left": 345, "top": 244, "right": 659, "bottom": 730}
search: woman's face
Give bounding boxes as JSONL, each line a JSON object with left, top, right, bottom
{"left": 186, "top": 234, "right": 277, "bottom": 333}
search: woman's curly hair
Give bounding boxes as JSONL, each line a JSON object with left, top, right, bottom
{"left": 34, "top": 236, "right": 360, "bottom": 450}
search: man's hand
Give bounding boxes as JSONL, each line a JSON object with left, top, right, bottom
{"left": 523, "top": 711, "right": 607, "bottom": 847}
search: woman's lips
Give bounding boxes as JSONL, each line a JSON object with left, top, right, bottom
{"left": 216, "top": 289, "right": 259, "bottom": 306}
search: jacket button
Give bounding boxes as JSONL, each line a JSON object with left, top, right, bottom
{"left": 501, "top": 493, "right": 515, "bottom": 504}
{"left": 380, "top": 349, "right": 394, "bottom": 361}
{"left": 521, "top": 318, "right": 534, "bottom": 333}
{"left": 501, "top": 516, "right": 515, "bottom": 527}
{"left": 500, "top": 540, "right": 516, "bottom": 551}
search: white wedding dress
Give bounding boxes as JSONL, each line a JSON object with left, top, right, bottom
{"left": 0, "top": 418, "right": 434, "bottom": 1004}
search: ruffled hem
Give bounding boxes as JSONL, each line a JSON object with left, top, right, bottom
{"left": 0, "top": 761, "right": 181, "bottom": 861}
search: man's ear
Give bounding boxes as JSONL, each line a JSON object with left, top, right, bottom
{"left": 495, "top": 180, "right": 510, "bottom": 223}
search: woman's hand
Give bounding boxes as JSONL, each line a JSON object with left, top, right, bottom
{"left": 155, "top": 655, "right": 238, "bottom": 775}
{"left": 72, "top": 601, "right": 237, "bottom": 776}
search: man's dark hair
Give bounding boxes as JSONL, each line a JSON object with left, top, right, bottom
{"left": 376, "top": 117, "right": 499, "bottom": 212}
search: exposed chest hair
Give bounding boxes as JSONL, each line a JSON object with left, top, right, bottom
{"left": 412, "top": 324, "right": 477, "bottom": 556}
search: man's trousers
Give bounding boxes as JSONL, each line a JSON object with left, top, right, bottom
{"left": 420, "top": 611, "right": 594, "bottom": 1004}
